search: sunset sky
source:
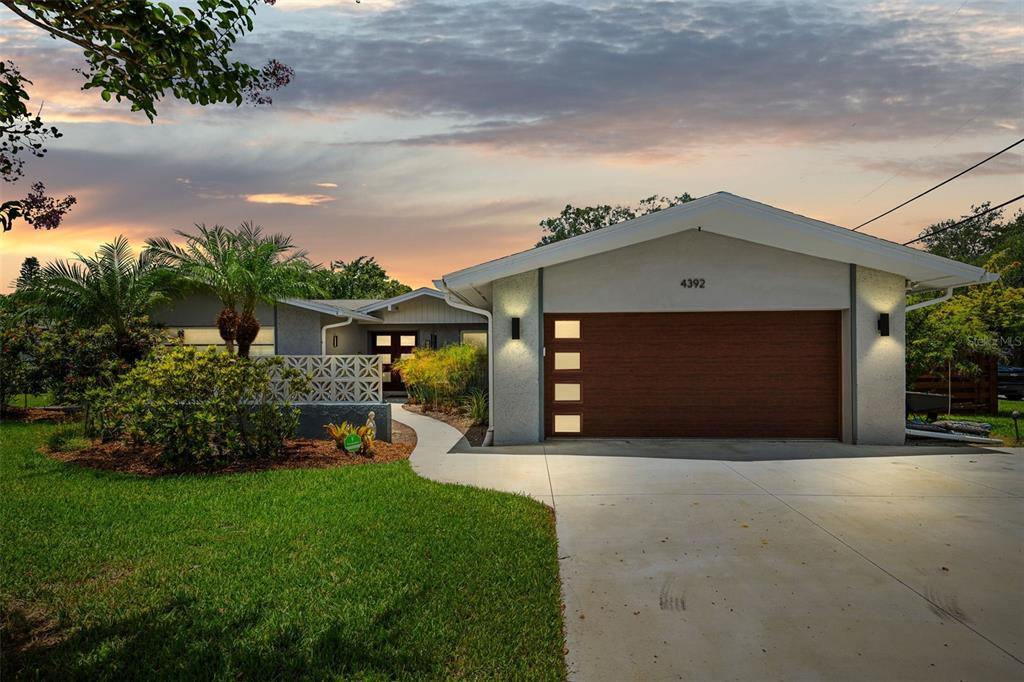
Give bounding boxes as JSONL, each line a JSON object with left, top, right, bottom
{"left": 1, "top": 0, "right": 1021, "bottom": 291}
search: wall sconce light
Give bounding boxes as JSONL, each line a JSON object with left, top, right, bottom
{"left": 877, "top": 313, "right": 890, "bottom": 337}
{"left": 511, "top": 317, "right": 521, "bottom": 340}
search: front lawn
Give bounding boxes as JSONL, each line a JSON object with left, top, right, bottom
{"left": 942, "top": 399, "right": 1024, "bottom": 445}
{"left": 0, "top": 421, "right": 566, "bottom": 680}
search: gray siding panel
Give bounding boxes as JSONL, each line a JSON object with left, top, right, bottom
{"left": 151, "top": 293, "right": 274, "bottom": 327}
{"left": 373, "top": 296, "right": 486, "bottom": 324}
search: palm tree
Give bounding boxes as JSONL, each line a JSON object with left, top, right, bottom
{"left": 30, "top": 236, "right": 179, "bottom": 358}
{"left": 146, "top": 222, "right": 315, "bottom": 357}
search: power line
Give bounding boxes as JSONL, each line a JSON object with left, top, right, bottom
{"left": 852, "top": 136, "right": 1024, "bottom": 231}
{"left": 902, "top": 193, "right": 1024, "bottom": 246}
{"left": 852, "top": 86, "right": 1021, "bottom": 206}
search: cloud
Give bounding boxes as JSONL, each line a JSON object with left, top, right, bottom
{"left": 315, "top": 181, "right": 339, "bottom": 188}
{"left": 244, "top": 193, "right": 336, "bottom": 205}
{"left": 249, "top": 0, "right": 1021, "bottom": 156}
{"left": 856, "top": 150, "right": 1023, "bottom": 178}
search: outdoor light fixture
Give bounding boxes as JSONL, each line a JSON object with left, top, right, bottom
{"left": 511, "top": 317, "right": 521, "bottom": 340}
{"left": 877, "top": 313, "right": 890, "bottom": 337}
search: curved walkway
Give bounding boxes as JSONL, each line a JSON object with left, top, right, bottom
{"left": 394, "top": 403, "right": 555, "bottom": 505}
{"left": 393, "top": 403, "right": 1024, "bottom": 682}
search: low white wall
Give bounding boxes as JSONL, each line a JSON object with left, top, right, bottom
{"left": 491, "top": 270, "right": 541, "bottom": 444}
{"left": 853, "top": 266, "right": 906, "bottom": 444}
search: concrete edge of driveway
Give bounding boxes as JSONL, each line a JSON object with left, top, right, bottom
{"left": 393, "top": 403, "right": 556, "bottom": 507}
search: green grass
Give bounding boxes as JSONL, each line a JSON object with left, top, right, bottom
{"left": 942, "top": 399, "right": 1024, "bottom": 445}
{"left": 0, "top": 422, "right": 566, "bottom": 680}
{"left": 4, "top": 394, "right": 52, "bottom": 408}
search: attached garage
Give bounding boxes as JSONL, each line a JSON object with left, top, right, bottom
{"left": 437, "top": 192, "right": 998, "bottom": 447}
{"left": 543, "top": 311, "right": 841, "bottom": 439}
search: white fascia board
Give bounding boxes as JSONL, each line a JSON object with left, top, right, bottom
{"left": 440, "top": 191, "right": 995, "bottom": 295}
{"left": 278, "top": 298, "right": 380, "bottom": 322}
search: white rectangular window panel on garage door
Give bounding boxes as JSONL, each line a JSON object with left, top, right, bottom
{"left": 554, "top": 320, "right": 580, "bottom": 339}
{"left": 554, "top": 352, "right": 580, "bottom": 370}
{"left": 554, "top": 383, "right": 581, "bottom": 401}
{"left": 554, "top": 414, "right": 581, "bottom": 433}
{"left": 400, "top": 335, "right": 417, "bottom": 346}
{"left": 375, "top": 335, "right": 391, "bottom": 347}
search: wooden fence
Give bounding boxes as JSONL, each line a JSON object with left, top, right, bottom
{"left": 910, "top": 355, "right": 999, "bottom": 414}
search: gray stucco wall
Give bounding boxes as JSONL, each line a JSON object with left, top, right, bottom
{"left": 274, "top": 305, "right": 322, "bottom": 355}
{"left": 491, "top": 271, "right": 541, "bottom": 445}
{"left": 293, "top": 402, "right": 391, "bottom": 441}
{"left": 543, "top": 230, "right": 849, "bottom": 312}
{"left": 853, "top": 266, "right": 906, "bottom": 445}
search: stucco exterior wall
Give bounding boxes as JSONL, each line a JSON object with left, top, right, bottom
{"left": 853, "top": 266, "right": 906, "bottom": 444}
{"left": 274, "top": 305, "right": 322, "bottom": 355}
{"left": 491, "top": 271, "right": 541, "bottom": 445}
{"left": 543, "top": 230, "right": 849, "bottom": 312}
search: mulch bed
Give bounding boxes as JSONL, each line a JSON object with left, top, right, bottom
{"left": 2, "top": 407, "right": 77, "bottom": 423}
{"left": 44, "top": 421, "right": 417, "bottom": 478}
{"left": 400, "top": 403, "right": 488, "bottom": 446}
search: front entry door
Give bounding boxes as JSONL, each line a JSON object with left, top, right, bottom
{"left": 372, "top": 331, "right": 417, "bottom": 392}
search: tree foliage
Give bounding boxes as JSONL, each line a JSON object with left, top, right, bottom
{"left": 0, "top": 0, "right": 290, "bottom": 230}
{"left": 86, "top": 346, "right": 310, "bottom": 466}
{"left": 907, "top": 205, "right": 1024, "bottom": 381}
{"left": 14, "top": 256, "right": 40, "bottom": 289}
{"left": 310, "top": 256, "right": 412, "bottom": 300}
{"left": 537, "top": 193, "right": 696, "bottom": 246}
{"left": 146, "top": 222, "right": 316, "bottom": 357}
{"left": 28, "top": 235, "right": 181, "bottom": 345}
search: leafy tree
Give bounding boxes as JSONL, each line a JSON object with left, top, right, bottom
{"left": 311, "top": 256, "right": 412, "bottom": 300}
{"left": 34, "top": 319, "right": 163, "bottom": 404}
{"left": 0, "top": 1, "right": 291, "bottom": 230}
{"left": 537, "top": 193, "right": 695, "bottom": 246}
{"left": 146, "top": 222, "right": 316, "bottom": 357}
{"left": 0, "top": 294, "right": 40, "bottom": 414}
{"left": 915, "top": 203, "right": 1019, "bottom": 265}
{"left": 14, "top": 256, "right": 40, "bottom": 289}
{"left": 29, "top": 235, "right": 180, "bottom": 354}
{"left": 908, "top": 205, "right": 1024, "bottom": 377}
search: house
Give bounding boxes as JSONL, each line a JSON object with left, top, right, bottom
{"left": 436, "top": 192, "right": 997, "bottom": 446}
{"left": 151, "top": 287, "right": 488, "bottom": 393}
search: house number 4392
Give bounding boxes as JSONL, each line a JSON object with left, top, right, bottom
{"left": 680, "top": 278, "right": 706, "bottom": 288}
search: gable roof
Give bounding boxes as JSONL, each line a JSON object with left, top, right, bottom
{"left": 439, "top": 192, "right": 998, "bottom": 303}
{"left": 354, "top": 287, "right": 449, "bottom": 313}
{"left": 277, "top": 298, "right": 380, "bottom": 322}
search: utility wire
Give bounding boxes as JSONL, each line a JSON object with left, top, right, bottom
{"left": 852, "top": 86, "right": 1021, "bottom": 205}
{"left": 853, "top": 136, "right": 1024, "bottom": 231}
{"left": 902, "top": 193, "right": 1024, "bottom": 246}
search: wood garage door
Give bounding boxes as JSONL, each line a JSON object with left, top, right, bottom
{"left": 544, "top": 311, "right": 841, "bottom": 439}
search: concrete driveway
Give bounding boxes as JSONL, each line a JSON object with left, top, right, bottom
{"left": 395, "top": 406, "right": 1024, "bottom": 681}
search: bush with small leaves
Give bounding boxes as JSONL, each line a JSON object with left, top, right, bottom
{"left": 87, "top": 346, "right": 310, "bottom": 467}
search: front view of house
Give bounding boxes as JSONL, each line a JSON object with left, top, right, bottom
{"left": 438, "top": 192, "right": 997, "bottom": 446}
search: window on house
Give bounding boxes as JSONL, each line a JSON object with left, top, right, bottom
{"left": 461, "top": 331, "right": 487, "bottom": 349}
{"left": 554, "top": 320, "right": 580, "bottom": 339}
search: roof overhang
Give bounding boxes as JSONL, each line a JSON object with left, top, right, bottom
{"left": 277, "top": 298, "right": 380, "bottom": 322}
{"left": 438, "top": 192, "right": 998, "bottom": 307}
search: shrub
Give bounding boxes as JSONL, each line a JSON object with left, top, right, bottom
{"left": 87, "top": 346, "right": 310, "bottom": 467}
{"left": 33, "top": 318, "right": 163, "bottom": 405}
{"left": 325, "top": 420, "right": 376, "bottom": 455}
{"left": 46, "top": 423, "right": 88, "bottom": 452}
{"left": 462, "top": 388, "right": 488, "bottom": 425}
{"left": 393, "top": 343, "right": 484, "bottom": 411}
